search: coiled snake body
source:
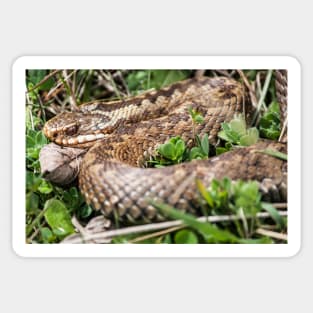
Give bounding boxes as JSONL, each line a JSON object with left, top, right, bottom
{"left": 43, "top": 73, "right": 287, "bottom": 221}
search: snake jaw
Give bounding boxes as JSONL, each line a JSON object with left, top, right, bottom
{"left": 43, "top": 112, "right": 111, "bottom": 147}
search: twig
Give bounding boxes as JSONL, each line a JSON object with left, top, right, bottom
{"left": 116, "top": 70, "right": 131, "bottom": 96}
{"left": 100, "top": 70, "right": 123, "bottom": 99}
{"left": 26, "top": 69, "right": 61, "bottom": 93}
{"left": 129, "top": 225, "right": 183, "bottom": 243}
{"left": 28, "top": 221, "right": 46, "bottom": 242}
{"left": 237, "top": 70, "right": 258, "bottom": 107}
{"left": 255, "top": 228, "right": 287, "bottom": 241}
{"left": 26, "top": 206, "right": 49, "bottom": 237}
{"left": 45, "top": 70, "right": 77, "bottom": 100}
{"left": 71, "top": 216, "right": 90, "bottom": 238}
{"left": 278, "top": 118, "right": 288, "bottom": 142}
{"left": 272, "top": 203, "right": 287, "bottom": 209}
{"left": 61, "top": 211, "right": 288, "bottom": 244}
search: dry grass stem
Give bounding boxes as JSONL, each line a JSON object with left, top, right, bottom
{"left": 62, "top": 211, "right": 287, "bottom": 244}
{"left": 237, "top": 70, "right": 258, "bottom": 107}
{"left": 278, "top": 118, "right": 288, "bottom": 142}
{"left": 46, "top": 70, "right": 77, "bottom": 100}
{"left": 252, "top": 70, "right": 273, "bottom": 125}
{"left": 255, "top": 228, "right": 287, "bottom": 241}
{"left": 272, "top": 203, "right": 287, "bottom": 209}
{"left": 62, "top": 70, "right": 79, "bottom": 111}
{"left": 129, "top": 226, "right": 184, "bottom": 243}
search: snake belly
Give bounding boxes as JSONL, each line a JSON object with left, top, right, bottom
{"left": 43, "top": 75, "right": 287, "bottom": 222}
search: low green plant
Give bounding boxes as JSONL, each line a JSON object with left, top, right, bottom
{"left": 150, "top": 107, "right": 210, "bottom": 167}
{"left": 156, "top": 136, "right": 187, "bottom": 165}
{"left": 196, "top": 177, "right": 285, "bottom": 237}
{"left": 217, "top": 114, "right": 259, "bottom": 154}
{"left": 189, "top": 134, "right": 209, "bottom": 160}
{"left": 126, "top": 70, "right": 191, "bottom": 94}
{"left": 259, "top": 101, "right": 281, "bottom": 140}
{"left": 150, "top": 177, "right": 286, "bottom": 243}
{"left": 24, "top": 69, "right": 287, "bottom": 244}
{"left": 150, "top": 133, "right": 210, "bottom": 167}
{"left": 26, "top": 114, "right": 92, "bottom": 243}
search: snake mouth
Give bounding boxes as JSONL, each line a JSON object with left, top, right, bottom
{"left": 57, "top": 133, "right": 106, "bottom": 146}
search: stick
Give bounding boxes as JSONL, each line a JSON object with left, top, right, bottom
{"left": 255, "top": 228, "right": 287, "bottom": 241}
{"left": 61, "top": 211, "right": 288, "bottom": 244}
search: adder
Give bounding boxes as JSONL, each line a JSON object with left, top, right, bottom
{"left": 42, "top": 71, "right": 287, "bottom": 222}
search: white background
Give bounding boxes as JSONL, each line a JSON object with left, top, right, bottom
{"left": 2, "top": 1, "right": 311, "bottom": 312}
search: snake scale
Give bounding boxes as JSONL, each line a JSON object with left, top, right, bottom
{"left": 43, "top": 72, "right": 287, "bottom": 222}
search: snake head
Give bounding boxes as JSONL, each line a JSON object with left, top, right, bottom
{"left": 43, "top": 111, "right": 111, "bottom": 147}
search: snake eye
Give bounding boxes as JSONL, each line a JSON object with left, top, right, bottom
{"left": 65, "top": 123, "right": 78, "bottom": 136}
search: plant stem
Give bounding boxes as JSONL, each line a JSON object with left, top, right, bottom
{"left": 61, "top": 211, "right": 288, "bottom": 244}
{"left": 251, "top": 70, "right": 273, "bottom": 126}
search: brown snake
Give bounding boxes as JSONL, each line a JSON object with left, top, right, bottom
{"left": 42, "top": 73, "right": 287, "bottom": 222}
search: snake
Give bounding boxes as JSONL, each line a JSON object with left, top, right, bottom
{"left": 42, "top": 72, "right": 287, "bottom": 222}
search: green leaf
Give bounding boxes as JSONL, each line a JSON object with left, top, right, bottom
{"left": 63, "top": 187, "right": 83, "bottom": 209}
{"left": 40, "top": 227, "right": 56, "bottom": 243}
{"left": 218, "top": 115, "right": 259, "bottom": 148}
{"left": 189, "top": 147, "right": 204, "bottom": 160}
{"left": 77, "top": 205, "right": 93, "bottom": 219}
{"left": 259, "top": 101, "right": 281, "bottom": 140}
{"left": 27, "top": 70, "right": 54, "bottom": 91}
{"left": 261, "top": 202, "right": 285, "bottom": 229}
{"left": 150, "top": 200, "right": 240, "bottom": 243}
{"left": 156, "top": 137, "right": 186, "bottom": 163}
{"left": 216, "top": 147, "right": 229, "bottom": 155}
{"left": 26, "top": 133, "right": 36, "bottom": 149}
{"left": 239, "top": 128, "right": 259, "bottom": 146}
{"left": 194, "top": 114, "right": 204, "bottom": 124}
{"left": 155, "top": 70, "right": 189, "bottom": 88}
{"left": 219, "top": 123, "right": 240, "bottom": 143}
{"left": 260, "top": 128, "right": 280, "bottom": 140}
{"left": 26, "top": 147, "right": 40, "bottom": 160}
{"left": 233, "top": 181, "right": 261, "bottom": 215}
{"left": 38, "top": 180, "right": 53, "bottom": 194}
{"left": 196, "top": 179, "right": 214, "bottom": 207}
{"left": 162, "top": 234, "right": 172, "bottom": 244}
{"left": 158, "top": 142, "right": 175, "bottom": 160}
{"left": 26, "top": 192, "right": 39, "bottom": 213}
{"left": 174, "top": 139, "right": 186, "bottom": 158}
{"left": 126, "top": 71, "right": 148, "bottom": 91}
{"left": 222, "top": 177, "right": 232, "bottom": 193}
{"left": 200, "top": 134, "right": 209, "bottom": 155}
{"left": 128, "top": 70, "right": 191, "bottom": 92}
{"left": 174, "top": 230, "right": 198, "bottom": 244}
{"left": 256, "top": 149, "right": 287, "bottom": 161}
{"left": 35, "top": 131, "right": 48, "bottom": 147}
{"left": 44, "top": 199, "right": 75, "bottom": 238}
{"left": 229, "top": 116, "right": 246, "bottom": 137}
{"left": 26, "top": 171, "right": 42, "bottom": 192}
{"left": 188, "top": 107, "right": 204, "bottom": 124}
{"left": 240, "top": 237, "right": 273, "bottom": 244}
